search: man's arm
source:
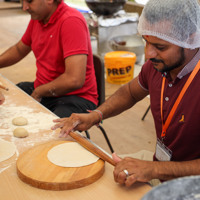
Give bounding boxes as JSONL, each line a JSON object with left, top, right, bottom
{"left": 0, "top": 40, "right": 31, "bottom": 68}
{"left": 31, "top": 54, "right": 87, "bottom": 101}
{"left": 153, "top": 159, "right": 200, "bottom": 180}
{"left": 51, "top": 76, "right": 149, "bottom": 136}
{"left": 113, "top": 154, "right": 200, "bottom": 187}
{"left": 98, "top": 76, "right": 149, "bottom": 120}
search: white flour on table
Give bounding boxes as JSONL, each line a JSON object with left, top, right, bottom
{"left": 0, "top": 86, "right": 64, "bottom": 173}
{"left": 0, "top": 103, "right": 58, "bottom": 136}
{"left": 0, "top": 102, "right": 60, "bottom": 172}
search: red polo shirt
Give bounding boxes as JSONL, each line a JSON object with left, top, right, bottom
{"left": 21, "top": 1, "right": 98, "bottom": 105}
{"left": 139, "top": 50, "right": 200, "bottom": 161}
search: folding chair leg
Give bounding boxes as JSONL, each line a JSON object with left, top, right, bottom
{"left": 85, "top": 130, "right": 90, "bottom": 139}
{"left": 98, "top": 125, "right": 114, "bottom": 153}
{"left": 85, "top": 127, "right": 114, "bottom": 154}
{"left": 141, "top": 105, "right": 151, "bottom": 121}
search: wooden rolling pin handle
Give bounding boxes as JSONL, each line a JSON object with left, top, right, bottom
{"left": 69, "top": 131, "right": 116, "bottom": 166}
{"left": 0, "top": 85, "right": 9, "bottom": 91}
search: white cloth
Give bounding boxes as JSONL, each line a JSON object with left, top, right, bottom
{"left": 135, "top": 0, "right": 149, "bottom": 5}
{"left": 98, "top": 10, "right": 138, "bottom": 27}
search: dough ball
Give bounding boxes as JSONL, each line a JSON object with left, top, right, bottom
{"left": 13, "top": 127, "right": 29, "bottom": 138}
{"left": 12, "top": 116, "right": 28, "bottom": 126}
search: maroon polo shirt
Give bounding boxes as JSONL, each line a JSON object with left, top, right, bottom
{"left": 138, "top": 50, "right": 200, "bottom": 161}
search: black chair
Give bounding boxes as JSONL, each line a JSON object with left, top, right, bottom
{"left": 85, "top": 54, "right": 114, "bottom": 153}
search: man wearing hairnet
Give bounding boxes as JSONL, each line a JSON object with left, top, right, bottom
{"left": 52, "top": 0, "right": 200, "bottom": 187}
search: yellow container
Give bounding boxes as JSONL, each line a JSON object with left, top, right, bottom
{"left": 104, "top": 51, "right": 136, "bottom": 84}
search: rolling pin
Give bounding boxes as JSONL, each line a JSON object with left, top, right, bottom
{"left": 0, "top": 84, "right": 9, "bottom": 91}
{"left": 69, "top": 131, "right": 116, "bottom": 166}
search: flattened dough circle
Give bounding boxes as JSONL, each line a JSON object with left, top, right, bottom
{"left": 0, "top": 138, "right": 16, "bottom": 162}
{"left": 12, "top": 116, "right": 28, "bottom": 126}
{"left": 47, "top": 142, "right": 99, "bottom": 167}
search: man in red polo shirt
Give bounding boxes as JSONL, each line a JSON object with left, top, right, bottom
{"left": 0, "top": 0, "right": 98, "bottom": 117}
{"left": 52, "top": 0, "right": 200, "bottom": 186}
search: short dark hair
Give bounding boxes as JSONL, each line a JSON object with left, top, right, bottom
{"left": 54, "top": 0, "right": 62, "bottom": 4}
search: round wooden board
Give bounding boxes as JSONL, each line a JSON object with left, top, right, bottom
{"left": 16, "top": 140, "right": 105, "bottom": 190}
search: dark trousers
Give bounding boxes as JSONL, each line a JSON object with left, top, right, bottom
{"left": 17, "top": 82, "right": 96, "bottom": 118}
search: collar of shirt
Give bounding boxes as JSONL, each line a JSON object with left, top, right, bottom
{"left": 39, "top": 0, "right": 66, "bottom": 27}
{"left": 177, "top": 48, "right": 200, "bottom": 79}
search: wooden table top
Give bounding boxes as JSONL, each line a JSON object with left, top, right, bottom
{"left": 0, "top": 74, "right": 151, "bottom": 200}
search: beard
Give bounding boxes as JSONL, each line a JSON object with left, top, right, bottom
{"left": 150, "top": 48, "right": 185, "bottom": 73}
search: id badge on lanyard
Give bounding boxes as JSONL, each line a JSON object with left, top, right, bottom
{"left": 155, "top": 138, "right": 172, "bottom": 161}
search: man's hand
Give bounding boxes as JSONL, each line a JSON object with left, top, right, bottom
{"left": 51, "top": 112, "right": 100, "bottom": 137}
{"left": 31, "top": 87, "right": 42, "bottom": 102}
{"left": 0, "top": 91, "right": 5, "bottom": 105}
{"left": 112, "top": 153, "right": 154, "bottom": 187}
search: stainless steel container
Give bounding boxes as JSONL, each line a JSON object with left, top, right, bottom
{"left": 109, "top": 34, "right": 145, "bottom": 63}
{"left": 85, "top": 0, "right": 126, "bottom": 16}
{"left": 142, "top": 176, "right": 200, "bottom": 200}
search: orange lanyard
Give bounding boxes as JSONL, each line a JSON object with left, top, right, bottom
{"left": 161, "top": 60, "right": 200, "bottom": 139}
